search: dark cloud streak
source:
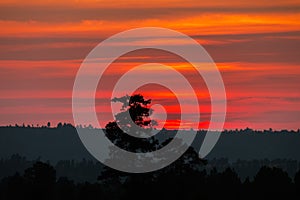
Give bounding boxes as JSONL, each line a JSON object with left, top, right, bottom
{"left": 0, "top": 5, "right": 300, "bottom": 22}
{"left": 1, "top": 31, "right": 300, "bottom": 64}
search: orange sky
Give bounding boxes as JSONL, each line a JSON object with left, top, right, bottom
{"left": 0, "top": 0, "right": 299, "bottom": 130}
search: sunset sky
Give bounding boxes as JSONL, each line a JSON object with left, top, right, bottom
{"left": 0, "top": 0, "right": 299, "bottom": 130}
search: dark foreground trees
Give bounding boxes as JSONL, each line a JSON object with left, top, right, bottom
{"left": 1, "top": 161, "right": 300, "bottom": 200}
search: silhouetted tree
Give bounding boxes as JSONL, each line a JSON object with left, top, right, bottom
{"left": 100, "top": 94, "right": 207, "bottom": 188}
{"left": 23, "top": 161, "right": 56, "bottom": 199}
{"left": 104, "top": 94, "right": 159, "bottom": 152}
{"left": 253, "top": 166, "right": 292, "bottom": 198}
{"left": 57, "top": 122, "right": 63, "bottom": 129}
{"left": 254, "top": 166, "right": 291, "bottom": 187}
{"left": 26, "top": 162, "right": 55, "bottom": 182}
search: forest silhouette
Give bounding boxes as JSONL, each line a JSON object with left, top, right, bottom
{"left": 1, "top": 157, "right": 300, "bottom": 199}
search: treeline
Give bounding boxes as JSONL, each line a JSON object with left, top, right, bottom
{"left": 0, "top": 155, "right": 103, "bottom": 183}
{"left": 1, "top": 154, "right": 300, "bottom": 183}
{"left": 2, "top": 124, "right": 300, "bottom": 133}
{"left": 1, "top": 160, "right": 300, "bottom": 200}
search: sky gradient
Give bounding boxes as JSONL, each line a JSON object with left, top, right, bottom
{"left": 0, "top": 0, "right": 299, "bottom": 130}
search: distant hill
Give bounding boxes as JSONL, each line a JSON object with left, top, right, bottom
{"left": 0, "top": 126, "right": 94, "bottom": 163}
{"left": 199, "top": 129, "right": 300, "bottom": 161}
{"left": 0, "top": 126, "right": 300, "bottom": 163}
